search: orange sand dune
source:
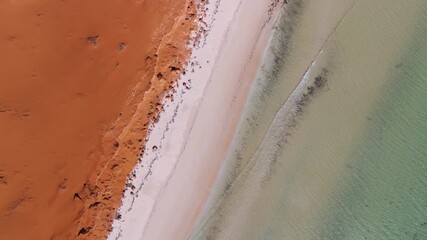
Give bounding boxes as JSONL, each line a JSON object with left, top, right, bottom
{"left": 0, "top": 0, "right": 197, "bottom": 239}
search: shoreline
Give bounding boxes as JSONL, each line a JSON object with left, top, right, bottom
{"left": 0, "top": 1, "right": 198, "bottom": 239}
{"left": 74, "top": 1, "right": 200, "bottom": 239}
{"left": 108, "top": 0, "right": 284, "bottom": 239}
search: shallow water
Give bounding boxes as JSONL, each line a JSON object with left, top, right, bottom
{"left": 190, "top": 0, "right": 427, "bottom": 239}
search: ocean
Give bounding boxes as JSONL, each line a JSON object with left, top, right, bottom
{"left": 189, "top": 0, "right": 427, "bottom": 239}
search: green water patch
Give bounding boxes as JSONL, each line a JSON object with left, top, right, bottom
{"left": 320, "top": 10, "right": 427, "bottom": 240}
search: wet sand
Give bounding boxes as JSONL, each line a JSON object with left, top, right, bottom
{"left": 0, "top": 0, "right": 197, "bottom": 239}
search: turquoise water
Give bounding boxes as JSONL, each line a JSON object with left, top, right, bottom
{"left": 190, "top": 0, "right": 427, "bottom": 239}
{"left": 320, "top": 14, "right": 427, "bottom": 239}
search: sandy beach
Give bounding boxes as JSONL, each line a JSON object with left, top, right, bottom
{"left": 108, "top": 0, "right": 283, "bottom": 239}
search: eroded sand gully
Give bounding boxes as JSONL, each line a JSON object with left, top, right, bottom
{"left": 0, "top": 0, "right": 200, "bottom": 239}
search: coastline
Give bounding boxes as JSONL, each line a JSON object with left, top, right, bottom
{"left": 108, "top": 0, "right": 284, "bottom": 239}
{"left": 72, "top": 1, "right": 200, "bottom": 239}
{"left": 0, "top": 1, "right": 198, "bottom": 239}
{"left": 3, "top": 0, "right": 425, "bottom": 239}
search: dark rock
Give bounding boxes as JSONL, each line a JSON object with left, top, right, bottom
{"left": 78, "top": 227, "right": 91, "bottom": 235}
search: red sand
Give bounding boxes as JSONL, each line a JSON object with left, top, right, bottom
{"left": 0, "top": 0, "right": 197, "bottom": 239}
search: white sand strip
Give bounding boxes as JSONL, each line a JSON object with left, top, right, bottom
{"left": 108, "top": 1, "right": 283, "bottom": 239}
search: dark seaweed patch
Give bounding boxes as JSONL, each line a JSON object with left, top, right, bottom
{"left": 294, "top": 69, "right": 329, "bottom": 118}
